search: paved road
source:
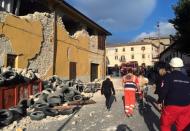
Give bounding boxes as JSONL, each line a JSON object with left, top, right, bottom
{"left": 41, "top": 77, "right": 161, "bottom": 131}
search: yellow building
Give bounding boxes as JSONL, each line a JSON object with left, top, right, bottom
{"left": 106, "top": 42, "right": 158, "bottom": 68}
{"left": 0, "top": 0, "right": 111, "bottom": 82}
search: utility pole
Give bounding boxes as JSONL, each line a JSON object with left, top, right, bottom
{"left": 157, "top": 21, "right": 161, "bottom": 57}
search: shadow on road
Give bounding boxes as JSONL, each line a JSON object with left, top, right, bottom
{"left": 146, "top": 95, "right": 161, "bottom": 113}
{"left": 137, "top": 95, "right": 160, "bottom": 131}
{"left": 116, "top": 124, "right": 133, "bottom": 131}
{"left": 57, "top": 107, "right": 81, "bottom": 131}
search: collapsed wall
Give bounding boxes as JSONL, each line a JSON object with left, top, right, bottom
{"left": 21, "top": 12, "right": 54, "bottom": 77}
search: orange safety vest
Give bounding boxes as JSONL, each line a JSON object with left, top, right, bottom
{"left": 122, "top": 73, "right": 139, "bottom": 91}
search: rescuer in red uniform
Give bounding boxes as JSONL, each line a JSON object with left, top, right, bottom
{"left": 122, "top": 68, "right": 139, "bottom": 117}
{"left": 157, "top": 57, "right": 190, "bottom": 131}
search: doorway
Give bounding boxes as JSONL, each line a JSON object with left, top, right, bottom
{"left": 91, "top": 63, "right": 99, "bottom": 82}
{"left": 69, "top": 62, "right": 76, "bottom": 80}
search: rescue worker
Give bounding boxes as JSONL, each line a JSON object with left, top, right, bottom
{"left": 154, "top": 61, "right": 170, "bottom": 96}
{"left": 157, "top": 57, "right": 190, "bottom": 131}
{"left": 101, "top": 76, "right": 115, "bottom": 111}
{"left": 122, "top": 68, "right": 139, "bottom": 117}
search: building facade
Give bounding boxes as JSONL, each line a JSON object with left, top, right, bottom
{"left": 159, "top": 43, "right": 190, "bottom": 76}
{"left": 106, "top": 42, "right": 158, "bottom": 68}
{"left": 142, "top": 37, "right": 171, "bottom": 57}
{"left": 0, "top": 0, "right": 111, "bottom": 82}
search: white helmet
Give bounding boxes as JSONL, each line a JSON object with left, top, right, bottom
{"left": 169, "top": 57, "right": 184, "bottom": 68}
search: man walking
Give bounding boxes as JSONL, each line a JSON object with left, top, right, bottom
{"left": 122, "top": 68, "right": 139, "bottom": 117}
{"left": 157, "top": 57, "right": 190, "bottom": 131}
{"left": 101, "top": 76, "right": 115, "bottom": 111}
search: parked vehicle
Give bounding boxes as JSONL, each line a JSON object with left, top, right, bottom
{"left": 120, "top": 61, "right": 138, "bottom": 76}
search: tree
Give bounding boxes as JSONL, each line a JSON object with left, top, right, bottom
{"left": 169, "top": 0, "right": 190, "bottom": 54}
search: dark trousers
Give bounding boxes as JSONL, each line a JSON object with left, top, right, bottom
{"left": 104, "top": 94, "right": 111, "bottom": 109}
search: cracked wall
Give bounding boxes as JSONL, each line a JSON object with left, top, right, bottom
{"left": 0, "top": 12, "right": 106, "bottom": 81}
{"left": 0, "top": 12, "right": 43, "bottom": 70}
{"left": 25, "top": 12, "right": 54, "bottom": 77}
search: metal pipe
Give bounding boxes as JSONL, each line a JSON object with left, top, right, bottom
{"left": 53, "top": 10, "right": 57, "bottom": 75}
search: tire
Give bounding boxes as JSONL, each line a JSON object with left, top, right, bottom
{"left": 55, "top": 86, "right": 64, "bottom": 93}
{"left": 42, "top": 108, "right": 59, "bottom": 117}
{"left": 47, "top": 94, "right": 61, "bottom": 106}
{"left": 63, "top": 88, "right": 75, "bottom": 101}
{"left": 33, "top": 93, "right": 42, "bottom": 99}
{"left": 39, "top": 93, "right": 49, "bottom": 101}
{"left": 73, "top": 95, "right": 83, "bottom": 101}
{"left": 30, "top": 111, "right": 46, "bottom": 121}
{"left": 59, "top": 108, "right": 73, "bottom": 115}
{"left": 34, "top": 103, "right": 49, "bottom": 111}
{"left": 1, "top": 71, "right": 18, "bottom": 85}
{"left": 27, "top": 98, "right": 35, "bottom": 108}
{"left": 9, "top": 107, "right": 24, "bottom": 115}
{"left": 83, "top": 87, "right": 91, "bottom": 93}
{"left": 0, "top": 109, "right": 13, "bottom": 126}
{"left": 71, "top": 88, "right": 81, "bottom": 95}
{"left": 9, "top": 107, "right": 24, "bottom": 120}
{"left": 34, "top": 97, "right": 47, "bottom": 104}
{"left": 18, "top": 99, "right": 29, "bottom": 109}
{"left": 42, "top": 90, "right": 51, "bottom": 96}
{"left": 45, "top": 88, "right": 54, "bottom": 94}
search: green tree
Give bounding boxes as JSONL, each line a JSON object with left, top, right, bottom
{"left": 169, "top": 0, "right": 190, "bottom": 53}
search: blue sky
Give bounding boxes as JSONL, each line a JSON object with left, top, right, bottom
{"left": 65, "top": 0, "right": 178, "bottom": 43}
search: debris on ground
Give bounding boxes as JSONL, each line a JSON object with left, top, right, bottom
{"left": 0, "top": 67, "right": 103, "bottom": 130}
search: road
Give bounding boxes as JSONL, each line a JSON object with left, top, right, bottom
{"left": 31, "top": 77, "right": 161, "bottom": 131}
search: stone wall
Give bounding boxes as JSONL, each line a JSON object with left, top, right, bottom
{"left": 0, "top": 36, "right": 14, "bottom": 66}
{"left": 24, "top": 12, "right": 54, "bottom": 77}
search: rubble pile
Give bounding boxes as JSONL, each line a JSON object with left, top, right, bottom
{"left": 0, "top": 67, "right": 39, "bottom": 86}
{"left": 0, "top": 67, "right": 102, "bottom": 130}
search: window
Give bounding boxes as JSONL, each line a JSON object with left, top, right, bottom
{"left": 142, "top": 54, "right": 145, "bottom": 59}
{"left": 115, "top": 48, "right": 118, "bottom": 52}
{"left": 7, "top": 54, "right": 17, "bottom": 68}
{"left": 98, "top": 35, "right": 105, "bottom": 50}
{"left": 141, "top": 46, "right": 145, "bottom": 51}
{"left": 131, "top": 47, "right": 134, "bottom": 51}
{"left": 120, "top": 55, "right": 126, "bottom": 62}
{"left": 123, "top": 48, "right": 125, "bottom": 52}
{"left": 131, "top": 55, "right": 134, "bottom": 59}
{"left": 115, "top": 56, "right": 118, "bottom": 60}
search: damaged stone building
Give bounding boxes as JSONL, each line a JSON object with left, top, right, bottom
{"left": 0, "top": 0, "right": 111, "bottom": 82}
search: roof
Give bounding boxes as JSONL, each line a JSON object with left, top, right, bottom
{"left": 159, "top": 43, "right": 177, "bottom": 57}
{"left": 143, "top": 36, "right": 170, "bottom": 40}
{"left": 106, "top": 41, "right": 157, "bottom": 48}
{"left": 54, "top": 0, "right": 111, "bottom": 35}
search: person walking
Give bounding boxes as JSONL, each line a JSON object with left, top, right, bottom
{"left": 157, "top": 57, "right": 190, "bottom": 131}
{"left": 122, "top": 68, "right": 139, "bottom": 117}
{"left": 101, "top": 76, "right": 115, "bottom": 111}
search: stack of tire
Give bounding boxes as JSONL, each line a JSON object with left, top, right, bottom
{"left": 0, "top": 75, "right": 92, "bottom": 127}
{"left": 0, "top": 99, "right": 28, "bottom": 127}
{"left": 83, "top": 81, "right": 101, "bottom": 93}
{"left": 25, "top": 76, "right": 84, "bottom": 121}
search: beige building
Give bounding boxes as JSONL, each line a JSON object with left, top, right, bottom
{"left": 106, "top": 42, "right": 158, "bottom": 68}
{"left": 142, "top": 37, "right": 171, "bottom": 55}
